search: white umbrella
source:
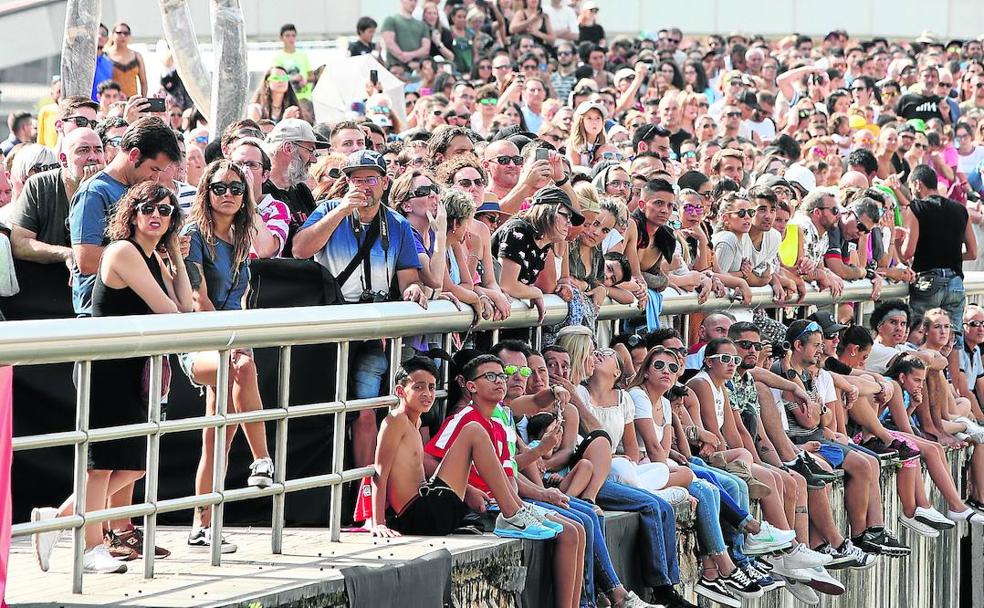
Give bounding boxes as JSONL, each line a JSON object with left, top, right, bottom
{"left": 311, "top": 54, "right": 407, "bottom": 125}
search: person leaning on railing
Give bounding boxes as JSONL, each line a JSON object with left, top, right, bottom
{"left": 31, "top": 182, "right": 193, "bottom": 575}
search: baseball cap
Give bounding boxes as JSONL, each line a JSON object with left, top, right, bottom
{"left": 370, "top": 114, "right": 393, "bottom": 128}
{"left": 573, "top": 100, "right": 608, "bottom": 121}
{"left": 614, "top": 68, "right": 637, "bottom": 84}
{"left": 582, "top": 0, "right": 599, "bottom": 10}
{"left": 342, "top": 149, "right": 387, "bottom": 176}
{"left": 784, "top": 163, "right": 817, "bottom": 194}
{"left": 755, "top": 173, "right": 791, "bottom": 190}
{"left": 265, "top": 118, "right": 329, "bottom": 148}
{"left": 807, "top": 311, "right": 848, "bottom": 337}
{"left": 532, "top": 186, "right": 584, "bottom": 226}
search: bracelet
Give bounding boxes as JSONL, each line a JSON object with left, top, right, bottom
{"left": 555, "top": 175, "right": 570, "bottom": 187}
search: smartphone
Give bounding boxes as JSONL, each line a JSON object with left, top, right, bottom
{"left": 369, "top": 69, "right": 379, "bottom": 86}
{"left": 143, "top": 97, "right": 166, "bottom": 113}
{"left": 535, "top": 148, "right": 549, "bottom": 162}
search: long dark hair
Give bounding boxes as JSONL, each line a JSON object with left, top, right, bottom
{"left": 189, "top": 160, "right": 255, "bottom": 282}
{"left": 251, "top": 66, "right": 301, "bottom": 121}
{"left": 683, "top": 60, "right": 709, "bottom": 93}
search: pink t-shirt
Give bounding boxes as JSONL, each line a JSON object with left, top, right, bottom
{"left": 251, "top": 194, "right": 290, "bottom": 258}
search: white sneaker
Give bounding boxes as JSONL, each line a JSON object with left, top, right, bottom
{"left": 31, "top": 507, "right": 63, "bottom": 572}
{"left": 899, "top": 513, "right": 941, "bottom": 538}
{"left": 802, "top": 566, "right": 845, "bottom": 596}
{"left": 785, "top": 580, "right": 820, "bottom": 605}
{"left": 762, "top": 554, "right": 813, "bottom": 582}
{"left": 248, "top": 457, "right": 274, "bottom": 488}
{"left": 914, "top": 506, "right": 956, "bottom": 530}
{"left": 783, "top": 543, "right": 833, "bottom": 569}
{"left": 744, "top": 521, "right": 797, "bottom": 554}
{"left": 83, "top": 545, "right": 127, "bottom": 573}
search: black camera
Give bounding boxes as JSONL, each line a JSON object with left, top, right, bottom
{"left": 359, "top": 290, "right": 390, "bottom": 304}
{"left": 771, "top": 340, "right": 791, "bottom": 359}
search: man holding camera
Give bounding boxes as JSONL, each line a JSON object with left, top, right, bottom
{"left": 293, "top": 149, "right": 428, "bottom": 470}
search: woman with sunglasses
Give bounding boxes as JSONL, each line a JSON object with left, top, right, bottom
{"left": 391, "top": 169, "right": 448, "bottom": 290}
{"left": 626, "top": 346, "right": 768, "bottom": 604}
{"left": 563, "top": 196, "right": 635, "bottom": 307}
{"left": 710, "top": 193, "right": 761, "bottom": 305}
{"left": 48, "top": 182, "right": 192, "bottom": 573}
{"left": 181, "top": 160, "right": 274, "bottom": 553}
{"left": 104, "top": 22, "right": 147, "bottom": 98}
{"left": 688, "top": 339, "right": 798, "bottom": 541}
{"left": 246, "top": 66, "right": 302, "bottom": 124}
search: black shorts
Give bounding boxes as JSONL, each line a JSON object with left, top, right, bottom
{"left": 387, "top": 476, "right": 468, "bottom": 536}
{"left": 570, "top": 429, "right": 612, "bottom": 465}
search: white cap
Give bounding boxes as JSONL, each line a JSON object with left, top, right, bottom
{"left": 784, "top": 163, "right": 817, "bottom": 193}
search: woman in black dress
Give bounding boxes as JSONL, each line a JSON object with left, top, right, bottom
{"left": 86, "top": 182, "right": 193, "bottom": 572}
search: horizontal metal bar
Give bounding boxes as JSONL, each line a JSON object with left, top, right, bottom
{"left": 12, "top": 430, "right": 86, "bottom": 451}
{"left": 0, "top": 276, "right": 944, "bottom": 367}
{"left": 155, "top": 492, "right": 224, "bottom": 515}
{"left": 11, "top": 515, "right": 84, "bottom": 537}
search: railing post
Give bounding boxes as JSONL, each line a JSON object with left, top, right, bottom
{"left": 143, "top": 355, "right": 164, "bottom": 579}
{"left": 211, "top": 349, "right": 231, "bottom": 566}
{"left": 271, "top": 345, "right": 291, "bottom": 554}
{"left": 72, "top": 360, "right": 91, "bottom": 594}
{"left": 329, "top": 341, "right": 349, "bottom": 542}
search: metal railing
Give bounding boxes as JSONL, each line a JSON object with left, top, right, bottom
{"left": 6, "top": 274, "right": 982, "bottom": 593}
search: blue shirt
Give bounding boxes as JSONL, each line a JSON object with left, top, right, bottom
{"left": 521, "top": 106, "right": 544, "bottom": 133}
{"left": 299, "top": 201, "right": 420, "bottom": 303}
{"left": 68, "top": 171, "right": 128, "bottom": 315}
{"left": 182, "top": 223, "right": 249, "bottom": 311}
{"left": 92, "top": 55, "right": 114, "bottom": 101}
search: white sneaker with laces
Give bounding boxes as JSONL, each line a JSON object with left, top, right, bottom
{"left": 745, "top": 521, "right": 796, "bottom": 554}
{"left": 785, "top": 580, "right": 820, "bottom": 605}
{"left": 620, "top": 590, "right": 665, "bottom": 608}
{"left": 915, "top": 506, "right": 955, "bottom": 529}
{"left": 31, "top": 507, "right": 63, "bottom": 572}
{"left": 83, "top": 545, "right": 127, "bottom": 573}
{"left": 802, "top": 565, "right": 845, "bottom": 595}
{"left": 783, "top": 543, "right": 833, "bottom": 569}
{"left": 899, "top": 513, "right": 940, "bottom": 538}
{"left": 248, "top": 457, "right": 274, "bottom": 488}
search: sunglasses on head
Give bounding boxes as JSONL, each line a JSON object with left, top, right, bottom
{"left": 137, "top": 202, "right": 174, "bottom": 216}
{"left": 650, "top": 359, "right": 681, "bottom": 373}
{"left": 208, "top": 181, "right": 246, "bottom": 196}
{"left": 503, "top": 364, "right": 532, "bottom": 378}
{"left": 406, "top": 184, "right": 439, "bottom": 199}
{"left": 707, "top": 353, "right": 741, "bottom": 364}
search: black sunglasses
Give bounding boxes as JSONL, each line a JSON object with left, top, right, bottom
{"left": 208, "top": 181, "right": 246, "bottom": 196}
{"left": 406, "top": 184, "right": 439, "bottom": 199}
{"left": 734, "top": 340, "right": 764, "bottom": 351}
{"left": 138, "top": 202, "right": 174, "bottom": 216}
{"left": 493, "top": 155, "right": 523, "bottom": 165}
{"left": 66, "top": 116, "right": 97, "bottom": 129}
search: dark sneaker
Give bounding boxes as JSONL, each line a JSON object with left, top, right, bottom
{"left": 103, "top": 530, "right": 138, "bottom": 561}
{"left": 115, "top": 527, "right": 171, "bottom": 559}
{"left": 187, "top": 527, "right": 237, "bottom": 553}
{"left": 695, "top": 576, "right": 740, "bottom": 607}
{"left": 859, "top": 437, "right": 899, "bottom": 461}
{"left": 786, "top": 457, "right": 826, "bottom": 489}
{"left": 798, "top": 453, "right": 839, "bottom": 481}
{"left": 889, "top": 439, "right": 921, "bottom": 462}
{"left": 652, "top": 586, "right": 698, "bottom": 608}
{"left": 813, "top": 542, "right": 856, "bottom": 570}
{"left": 744, "top": 563, "right": 785, "bottom": 593}
{"left": 720, "top": 567, "right": 765, "bottom": 599}
{"left": 854, "top": 528, "right": 909, "bottom": 558}
{"left": 836, "top": 538, "right": 878, "bottom": 568}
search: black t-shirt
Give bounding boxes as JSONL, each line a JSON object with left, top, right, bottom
{"left": 578, "top": 23, "right": 605, "bottom": 45}
{"left": 910, "top": 194, "right": 968, "bottom": 275}
{"left": 348, "top": 39, "right": 375, "bottom": 57}
{"left": 895, "top": 93, "right": 945, "bottom": 122}
{"left": 263, "top": 180, "right": 316, "bottom": 258}
{"left": 491, "top": 218, "right": 551, "bottom": 285}
{"left": 8, "top": 168, "right": 69, "bottom": 247}
{"left": 670, "top": 129, "right": 692, "bottom": 157}
{"left": 891, "top": 153, "right": 910, "bottom": 182}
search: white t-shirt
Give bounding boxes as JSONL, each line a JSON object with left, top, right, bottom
{"left": 865, "top": 342, "right": 912, "bottom": 375}
{"left": 628, "top": 388, "right": 672, "bottom": 442}
{"left": 789, "top": 214, "right": 828, "bottom": 266}
{"left": 602, "top": 228, "right": 625, "bottom": 253}
{"left": 750, "top": 229, "right": 782, "bottom": 274}
{"left": 957, "top": 146, "right": 984, "bottom": 179}
{"left": 541, "top": 4, "right": 578, "bottom": 42}
{"left": 712, "top": 231, "right": 755, "bottom": 273}
{"left": 691, "top": 370, "right": 725, "bottom": 430}
{"left": 576, "top": 385, "right": 634, "bottom": 452}
{"left": 745, "top": 117, "right": 777, "bottom": 142}
{"left": 816, "top": 369, "right": 836, "bottom": 404}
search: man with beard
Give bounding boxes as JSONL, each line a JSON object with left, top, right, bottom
{"left": 550, "top": 41, "right": 579, "bottom": 102}
{"left": 262, "top": 119, "right": 328, "bottom": 257}
{"left": 10, "top": 127, "right": 104, "bottom": 266}
{"left": 822, "top": 197, "right": 884, "bottom": 298}
{"left": 787, "top": 189, "right": 845, "bottom": 298}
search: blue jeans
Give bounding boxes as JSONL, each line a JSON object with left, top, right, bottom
{"left": 530, "top": 499, "right": 596, "bottom": 607}
{"left": 910, "top": 270, "right": 966, "bottom": 348}
{"left": 688, "top": 479, "right": 728, "bottom": 555}
{"left": 350, "top": 340, "right": 388, "bottom": 400}
{"left": 596, "top": 480, "right": 679, "bottom": 587}
{"left": 691, "top": 458, "right": 752, "bottom": 565}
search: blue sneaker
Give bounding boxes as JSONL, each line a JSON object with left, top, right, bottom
{"left": 494, "top": 507, "right": 559, "bottom": 540}
{"left": 525, "top": 503, "right": 565, "bottom": 533}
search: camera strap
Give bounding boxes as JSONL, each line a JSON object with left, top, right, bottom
{"left": 337, "top": 211, "right": 383, "bottom": 293}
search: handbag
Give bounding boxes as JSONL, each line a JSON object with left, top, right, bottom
{"left": 141, "top": 356, "right": 172, "bottom": 402}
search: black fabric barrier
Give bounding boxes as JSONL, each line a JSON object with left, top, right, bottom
{"left": 5, "top": 258, "right": 353, "bottom": 527}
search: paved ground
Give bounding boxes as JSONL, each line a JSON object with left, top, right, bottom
{"left": 7, "top": 526, "right": 512, "bottom": 607}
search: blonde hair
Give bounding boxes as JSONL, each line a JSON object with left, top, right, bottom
{"left": 556, "top": 327, "right": 595, "bottom": 384}
{"left": 567, "top": 105, "right": 607, "bottom": 160}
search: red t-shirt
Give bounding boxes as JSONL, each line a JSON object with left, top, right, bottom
{"left": 425, "top": 405, "right": 513, "bottom": 494}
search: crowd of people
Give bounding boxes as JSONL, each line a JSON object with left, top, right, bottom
{"left": 3, "top": 1, "right": 984, "bottom": 606}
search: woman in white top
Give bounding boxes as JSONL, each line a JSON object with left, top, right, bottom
{"left": 710, "top": 192, "right": 756, "bottom": 304}
{"left": 688, "top": 338, "right": 798, "bottom": 535}
{"left": 627, "top": 346, "right": 766, "bottom": 601}
{"left": 578, "top": 347, "right": 671, "bottom": 493}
